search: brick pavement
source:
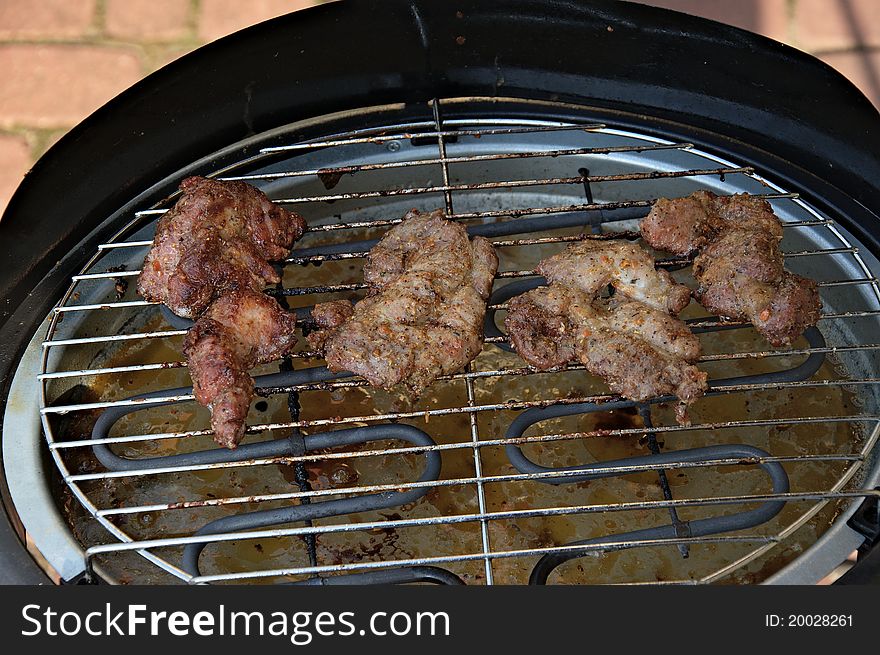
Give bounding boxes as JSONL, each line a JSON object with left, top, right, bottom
{"left": 0, "top": 0, "right": 878, "bottom": 216}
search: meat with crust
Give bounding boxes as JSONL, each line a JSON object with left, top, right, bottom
{"left": 307, "top": 209, "right": 499, "bottom": 395}
{"left": 184, "top": 290, "right": 298, "bottom": 449}
{"left": 641, "top": 191, "right": 820, "bottom": 345}
{"left": 535, "top": 239, "right": 691, "bottom": 314}
{"left": 641, "top": 190, "right": 782, "bottom": 256}
{"left": 506, "top": 285, "right": 706, "bottom": 424}
{"left": 138, "top": 176, "right": 306, "bottom": 318}
{"left": 308, "top": 300, "right": 355, "bottom": 350}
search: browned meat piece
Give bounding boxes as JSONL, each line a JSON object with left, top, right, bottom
{"left": 308, "top": 299, "right": 355, "bottom": 350}
{"left": 596, "top": 297, "right": 702, "bottom": 362}
{"left": 750, "top": 274, "right": 821, "bottom": 346}
{"left": 184, "top": 290, "right": 298, "bottom": 449}
{"left": 536, "top": 240, "right": 691, "bottom": 314}
{"left": 312, "top": 299, "right": 356, "bottom": 328}
{"left": 641, "top": 190, "right": 782, "bottom": 256}
{"left": 504, "top": 285, "right": 582, "bottom": 371}
{"left": 138, "top": 176, "right": 306, "bottom": 318}
{"left": 307, "top": 209, "right": 499, "bottom": 394}
{"left": 506, "top": 285, "right": 706, "bottom": 424}
{"left": 641, "top": 191, "right": 820, "bottom": 345}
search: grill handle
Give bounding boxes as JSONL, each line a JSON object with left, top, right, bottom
{"left": 835, "top": 489, "right": 880, "bottom": 584}
{"left": 836, "top": 546, "right": 880, "bottom": 585}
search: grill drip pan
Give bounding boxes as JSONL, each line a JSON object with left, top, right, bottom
{"left": 5, "top": 98, "right": 880, "bottom": 585}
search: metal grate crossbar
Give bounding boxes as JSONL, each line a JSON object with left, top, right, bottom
{"left": 37, "top": 99, "right": 880, "bottom": 585}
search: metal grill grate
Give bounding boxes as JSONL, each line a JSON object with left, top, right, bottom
{"left": 36, "top": 98, "right": 880, "bottom": 585}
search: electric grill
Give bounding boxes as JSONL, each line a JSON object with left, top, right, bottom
{"left": 2, "top": 0, "right": 880, "bottom": 584}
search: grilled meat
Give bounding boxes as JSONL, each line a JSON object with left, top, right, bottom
{"left": 308, "top": 299, "right": 356, "bottom": 350}
{"left": 641, "top": 191, "right": 820, "bottom": 345}
{"left": 138, "top": 176, "right": 306, "bottom": 318}
{"left": 506, "top": 287, "right": 706, "bottom": 424}
{"left": 184, "top": 290, "right": 298, "bottom": 449}
{"left": 307, "top": 209, "right": 499, "bottom": 394}
{"left": 505, "top": 285, "right": 582, "bottom": 371}
{"left": 535, "top": 239, "right": 691, "bottom": 314}
{"left": 640, "top": 190, "right": 782, "bottom": 255}
{"left": 505, "top": 241, "right": 705, "bottom": 423}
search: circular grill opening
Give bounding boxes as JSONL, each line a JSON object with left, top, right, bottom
{"left": 10, "top": 97, "right": 880, "bottom": 585}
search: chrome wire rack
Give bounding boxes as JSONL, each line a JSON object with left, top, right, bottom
{"left": 36, "top": 98, "right": 880, "bottom": 585}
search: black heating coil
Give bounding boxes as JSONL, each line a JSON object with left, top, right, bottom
{"left": 92, "top": 390, "right": 446, "bottom": 580}
{"left": 291, "top": 567, "right": 465, "bottom": 585}
{"left": 506, "top": 401, "right": 792, "bottom": 583}
{"left": 178, "top": 423, "right": 442, "bottom": 578}
{"left": 488, "top": 279, "right": 823, "bottom": 581}
{"left": 527, "top": 440, "right": 790, "bottom": 584}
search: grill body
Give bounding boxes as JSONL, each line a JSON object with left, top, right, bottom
{"left": 2, "top": 0, "right": 880, "bottom": 584}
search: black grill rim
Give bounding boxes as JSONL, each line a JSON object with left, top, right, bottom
{"left": 2, "top": 0, "right": 880, "bottom": 584}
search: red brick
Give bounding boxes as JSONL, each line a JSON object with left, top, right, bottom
{"left": 0, "top": 132, "right": 32, "bottom": 219}
{"left": 630, "top": 0, "right": 789, "bottom": 43}
{"left": 0, "top": 45, "right": 142, "bottom": 130}
{"left": 198, "top": 0, "right": 318, "bottom": 42}
{"left": 796, "top": 0, "right": 880, "bottom": 52}
{"left": 818, "top": 50, "right": 880, "bottom": 108}
{"left": 106, "top": 0, "right": 191, "bottom": 41}
{"left": 0, "top": 0, "right": 96, "bottom": 39}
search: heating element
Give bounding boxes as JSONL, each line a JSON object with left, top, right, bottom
{"left": 13, "top": 97, "right": 880, "bottom": 585}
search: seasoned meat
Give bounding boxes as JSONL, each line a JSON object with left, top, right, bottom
{"left": 138, "top": 176, "right": 306, "bottom": 318}
{"left": 641, "top": 191, "right": 820, "bottom": 345}
{"left": 536, "top": 239, "right": 691, "bottom": 314}
{"left": 308, "top": 300, "right": 356, "bottom": 350}
{"left": 504, "top": 285, "right": 582, "bottom": 371}
{"left": 506, "top": 285, "right": 706, "bottom": 424}
{"left": 641, "top": 190, "right": 782, "bottom": 256}
{"left": 596, "top": 297, "right": 702, "bottom": 362}
{"left": 184, "top": 290, "right": 298, "bottom": 449}
{"left": 307, "top": 209, "right": 499, "bottom": 394}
